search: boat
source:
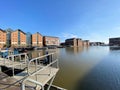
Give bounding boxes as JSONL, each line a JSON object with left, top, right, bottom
{"left": 0, "top": 49, "right": 19, "bottom": 58}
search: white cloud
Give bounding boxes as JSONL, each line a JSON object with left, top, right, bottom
{"left": 58, "top": 33, "right": 78, "bottom": 42}
{"left": 62, "top": 33, "right": 78, "bottom": 38}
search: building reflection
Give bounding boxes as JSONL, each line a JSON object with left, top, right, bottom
{"left": 65, "top": 47, "right": 84, "bottom": 54}
{"left": 27, "top": 49, "right": 59, "bottom": 59}
{"left": 109, "top": 46, "right": 120, "bottom": 51}
{"left": 27, "top": 50, "right": 44, "bottom": 59}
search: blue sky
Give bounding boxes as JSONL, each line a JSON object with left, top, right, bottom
{"left": 0, "top": 0, "right": 120, "bottom": 43}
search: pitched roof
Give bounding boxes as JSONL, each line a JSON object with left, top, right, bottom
{"left": 13, "top": 29, "right": 26, "bottom": 34}
{"left": 0, "top": 28, "right": 6, "bottom": 32}
{"left": 43, "top": 36, "right": 59, "bottom": 38}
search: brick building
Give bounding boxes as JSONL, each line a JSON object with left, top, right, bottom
{"left": 77, "top": 38, "right": 83, "bottom": 47}
{"left": 109, "top": 37, "right": 120, "bottom": 46}
{"left": 43, "top": 36, "right": 60, "bottom": 46}
{"left": 11, "top": 29, "right": 26, "bottom": 47}
{"left": 90, "top": 42, "right": 105, "bottom": 46}
{"left": 65, "top": 38, "right": 83, "bottom": 47}
{"left": 32, "top": 32, "right": 43, "bottom": 47}
{"left": 0, "top": 29, "right": 7, "bottom": 48}
{"left": 83, "top": 40, "right": 89, "bottom": 46}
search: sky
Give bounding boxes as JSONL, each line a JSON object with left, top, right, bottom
{"left": 0, "top": 0, "right": 120, "bottom": 43}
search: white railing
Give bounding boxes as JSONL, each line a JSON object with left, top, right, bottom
{"left": 21, "top": 52, "right": 59, "bottom": 90}
{"left": 27, "top": 52, "right": 59, "bottom": 75}
{"left": 5, "top": 53, "right": 29, "bottom": 76}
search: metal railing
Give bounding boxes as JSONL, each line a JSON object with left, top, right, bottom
{"left": 21, "top": 52, "right": 59, "bottom": 90}
{"left": 27, "top": 52, "right": 59, "bottom": 75}
{"left": 4, "top": 53, "right": 29, "bottom": 76}
{"left": 0, "top": 52, "right": 60, "bottom": 90}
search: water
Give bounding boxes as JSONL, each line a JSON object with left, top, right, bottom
{"left": 30, "top": 46, "right": 120, "bottom": 90}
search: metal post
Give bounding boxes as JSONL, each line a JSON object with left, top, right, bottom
{"left": 35, "top": 74, "right": 41, "bottom": 90}
{"left": 8, "top": 57, "right": 10, "bottom": 66}
{"left": 21, "top": 82, "right": 25, "bottom": 90}
{"left": 25, "top": 54, "right": 28, "bottom": 68}
{"left": 47, "top": 75, "right": 56, "bottom": 90}
{"left": 12, "top": 55, "right": 14, "bottom": 77}
{"left": 4, "top": 56, "right": 6, "bottom": 65}
{"left": 25, "top": 54, "right": 27, "bottom": 64}
{"left": 36, "top": 58, "right": 37, "bottom": 72}
{"left": 19, "top": 54, "right": 21, "bottom": 62}
{"left": 56, "top": 59, "right": 59, "bottom": 68}
{"left": 49, "top": 54, "right": 52, "bottom": 76}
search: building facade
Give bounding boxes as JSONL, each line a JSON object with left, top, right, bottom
{"left": 32, "top": 32, "right": 43, "bottom": 47}
{"left": 11, "top": 29, "right": 26, "bottom": 47}
{"left": 90, "top": 42, "right": 105, "bottom": 46}
{"left": 83, "top": 40, "right": 89, "bottom": 46}
{"left": 65, "top": 38, "right": 75, "bottom": 47}
{"left": 65, "top": 38, "right": 83, "bottom": 47}
{"left": 109, "top": 37, "right": 120, "bottom": 46}
{"left": 5, "top": 28, "right": 13, "bottom": 47}
{"left": 26, "top": 32, "right": 32, "bottom": 47}
{"left": 0, "top": 29, "right": 7, "bottom": 48}
{"left": 43, "top": 36, "right": 60, "bottom": 46}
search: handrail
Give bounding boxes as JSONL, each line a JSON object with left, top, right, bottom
{"left": 5, "top": 53, "right": 29, "bottom": 76}
{"left": 27, "top": 52, "right": 58, "bottom": 75}
{"left": 8, "top": 53, "right": 27, "bottom": 57}
{"left": 7, "top": 53, "right": 28, "bottom": 63}
{"left": 29, "top": 53, "right": 55, "bottom": 62}
{"left": 29, "top": 59, "right": 58, "bottom": 76}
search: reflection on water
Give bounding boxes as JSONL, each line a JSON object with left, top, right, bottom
{"left": 65, "top": 47, "right": 83, "bottom": 54}
{"left": 27, "top": 49, "right": 60, "bottom": 59}
{"left": 29, "top": 47, "right": 120, "bottom": 90}
{"left": 109, "top": 46, "right": 120, "bottom": 51}
{"left": 27, "top": 50, "right": 44, "bottom": 59}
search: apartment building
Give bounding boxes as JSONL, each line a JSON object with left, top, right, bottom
{"left": 32, "top": 32, "right": 43, "bottom": 47}
{"left": 65, "top": 38, "right": 83, "bottom": 47}
{"left": 26, "top": 32, "right": 32, "bottom": 47}
{"left": 5, "top": 28, "right": 13, "bottom": 47}
{"left": 83, "top": 40, "right": 89, "bottom": 46}
{"left": 90, "top": 42, "right": 105, "bottom": 46}
{"left": 109, "top": 37, "right": 120, "bottom": 46}
{"left": 0, "top": 29, "right": 7, "bottom": 48}
{"left": 43, "top": 36, "right": 60, "bottom": 46}
{"left": 11, "top": 29, "right": 26, "bottom": 47}
{"left": 77, "top": 38, "right": 83, "bottom": 47}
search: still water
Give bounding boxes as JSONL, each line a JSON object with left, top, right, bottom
{"left": 30, "top": 46, "right": 120, "bottom": 90}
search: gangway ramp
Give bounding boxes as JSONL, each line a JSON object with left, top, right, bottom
{"left": 0, "top": 52, "right": 61, "bottom": 90}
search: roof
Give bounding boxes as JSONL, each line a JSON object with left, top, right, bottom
{"left": 109, "top": 37, "right": 120, "bottom": 39}
{"left": 43, "top": 36, "right": 59, "bottom": 38}
{"left": 0, "top": 28, "right": 6, "bottom": 33}
{"left": 65, "top": 38, "right": 82, "bottom": 41}
{"left": 5, "top": 28, "right": 14, "bottom": 32}
{"left": 12, "top": 29, "right": 26, "bottom": 34}
{"left": 32, "top": 32, "right": 42, "bottom": 36}
{"left": 83, "top": 40, "right": 89, "bottom": 42}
